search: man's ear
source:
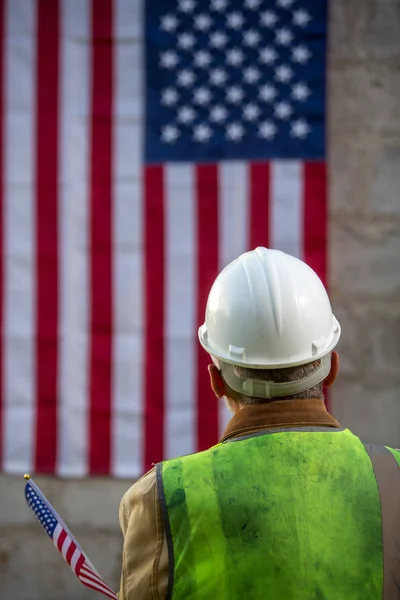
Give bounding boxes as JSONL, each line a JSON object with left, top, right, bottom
{"left": 208, "top": 364, "right": 225, "bottom": 399}
{"left": 324, "top": 351, "right": 339, "bottom": 388}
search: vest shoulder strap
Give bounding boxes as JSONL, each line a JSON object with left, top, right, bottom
{"left": 385, "top": 446, "right": 400, "bottom": 467}
{"left": 362, "top": 442, "right": 400, "bottom": 599}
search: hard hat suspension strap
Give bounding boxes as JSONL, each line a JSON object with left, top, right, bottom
{"left": 219, "top": 354, "right": 332, "bottom": 399}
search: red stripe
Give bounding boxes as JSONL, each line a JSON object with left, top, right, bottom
{"left": 250, "top": 162, "right": 270, "bottom": 249}
{"left": 74, "top": 553, "right": 85, "bottom": 575}
{"left": 65, "top": 540, "right": 77, "bottom": 565}
{"left": 80, "top": 565, "right": 115, "bottom": 595}
{"left": 79, "top": 577, "right": 117, "bottom": 600}
{"left": 56, "top": 529, "right": 67, "bottom": 552}
{"left": 34, "top": 0, "right": 59, "bottom": 473}
{"left": 196, "top": 165, "right": 219, "bottom": 451}
{"left": 0, "top": 0, "right": 4, "bottom": 469}
{"left": 303, "top": 162, "right": 329, "bottom": 407}
{"left": 89, "top": 0, "right": 114, "bottom": 474}
{"left": 144, "top": 166, "right": 165, "bottom": 470}
{"left": 303, "top": 162, "right": 327, "bottom": 286}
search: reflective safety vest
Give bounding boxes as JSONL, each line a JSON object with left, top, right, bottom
{"left": 156, "top": 428, "right": 400, "bottom": 600}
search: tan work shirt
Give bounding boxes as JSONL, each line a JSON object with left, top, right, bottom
{"left": 118, "top": 399, "right": 340, "bottom": 600}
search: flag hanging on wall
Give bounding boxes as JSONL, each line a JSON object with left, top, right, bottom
{"left": 0, "top": 0, "right": 327, "bottom": 477}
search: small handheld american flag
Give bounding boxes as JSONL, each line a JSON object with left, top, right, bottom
{"left": 24, "top": 475, "right": 118, "bottom": 599}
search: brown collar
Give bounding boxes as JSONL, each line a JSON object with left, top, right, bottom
{"left": 220, "top": 398, "right": 341, "bottom": 443}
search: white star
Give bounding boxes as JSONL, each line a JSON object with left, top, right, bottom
{"left": 243, "top": 29, "right": 261, "bottom": 47}
{"left": 292, "top": 45, "right": 311, "bottom": 64}
{"left": 292, "top": 82, "right": 310, "bottom": 101}
{"left": 275, "top": 64, "right": 293, "bottom": 83}
{"left": 177, "top": 106, "right": 197, "bottom": 124}
{"left": 260, "top": 10, "right": 278, "bottom": 27}
{"left": 194, "top": 13, "right": 213, "bottom": 31}
{"left": 226, "top": 47, "right": 244, "bottom": 66}
{"left": 274, "top": 101, "right": 293, "bottom": 119}
{"left": 210, "top": 105, "right": 228, "bottom": 123}
{"left": 194, "top": 86, "right": 212, "bottom": 105}
{"left": 291, "top": 118, "right": 310, "bottom": 138}
{"left": 259, "top": 120, "right": 277, "bottom": 139}
{"left": 193, "top": 123, "right": 213, "bottom": 142}
{"left": 226, "top": 122, "right": 245, "bottom": 141}
{"left": 245, "top": 0, "right": 262, "bottom": 9}
{"left": 178, "top": 32, "right": 196, "bottom": 50}
{"left": 160, "top": 51, "right": 179, "bottom": 69}
{"left": 293, "top": 9, "right": 311, "bottom": 26}
{"left": 227, "top": 12, "right": 245, "bottom": 29}
{"left": 243, "top": 66, "right": 261, "bottom": 84}
{"left": 210, "top": 67, "right": 228, "bottom": 86}
{"left": 277, "top": 0, "right": 295, "bottom": 7}
{"left": 210, "top": 31, "right": 228, "bottom": 48}
{"left": 259, "top": 84, "right": 277, "bottom": 102}
{"left": 243, "top": 103, "right": 261, "bottom": 121}
{"left": 160, "top": 14, "right": 179, "bottom": 33}
{"left": 211, "top": 0, "right": 228, "bottom": 11}
{"left": 162, "top": 125, "right": 180, "bottom": 143}
{"left": 177, "top": 69, "right": 196, "bottom": 87}
{"left": 259, "top": 46, "right": 277, "bottom": 65}
{"left": 276, "top": 28, "right": 294, "bottom": 46}
{"left": 194, "top": 50, "right": 212, "bottom": 68}
{"left": 227, "top": 85, "right": 245, "bottom": 104}
{"left": 179, "top": 0, "right": 196, "bottom": 13}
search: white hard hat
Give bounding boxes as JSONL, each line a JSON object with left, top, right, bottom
{"left": 198, "top": 247, "right": 341, "bottom": 398}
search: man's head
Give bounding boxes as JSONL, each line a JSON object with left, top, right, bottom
{"left": 198, "top": 247, "right": 341, "bottom": 412}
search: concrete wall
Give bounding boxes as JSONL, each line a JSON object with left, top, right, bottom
{"left": 0, "top": 475, "right": 127, "bottom": 598}
{"left": 2, "top": 1, "right": 400, "bottom": 598}
{"left": 329, "top": 0, "right": 400, "bottom": 447}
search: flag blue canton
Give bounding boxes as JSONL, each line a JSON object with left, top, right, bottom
{"left": 25, "top": 483, "right": 58, "bottom": 538}
{"left": 145, "top": 0, "right": 327, "bottom": 163}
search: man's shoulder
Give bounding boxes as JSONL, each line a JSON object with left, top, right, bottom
{"left": 121, "top": 467, "right": 158, "bottom": 514}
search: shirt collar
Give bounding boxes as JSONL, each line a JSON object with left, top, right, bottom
{"left": 220, "top": 398, "right": 341, "bottom": 443}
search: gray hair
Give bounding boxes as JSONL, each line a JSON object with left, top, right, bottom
{"left": 220, "top": 359, "right": 324, "bottom": 405}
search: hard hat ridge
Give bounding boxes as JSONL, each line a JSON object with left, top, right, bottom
{"left": 242, "top": 246, "right": 284, "bottom": 338}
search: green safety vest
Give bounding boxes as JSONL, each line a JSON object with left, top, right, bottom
{"left": 156, "top": 427, "right": 400, "bottom": 600}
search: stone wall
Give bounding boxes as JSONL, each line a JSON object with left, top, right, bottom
{"left": 2, "top": 1, "right": 400, "bottom": 598}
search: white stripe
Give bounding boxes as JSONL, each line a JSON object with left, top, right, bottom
{"left": 270, "top": 161, "right": 303, "bottom": 258}
{"left": 165, "top": 164, "right": 196, "bottom": 460}
{"left": 79, "top": 576, "right": 116, "bottom": 599}
{"left": 218, "top": 161, "right": 249, "bottom": 268}
{"left": 111, "top": 0, "right": 144, "bottom": 477}
{"left": 52, "top": 523, "right": 63, "bottom": 546}
{"left": 3, "top": 0, "right": 36, "bottom": 472}
{"left": 71, "top": 547, "right": 82, "bottom": 572}
{"left": 217, "top": 161, "right": 250, "bottom": 435}
{"left": 61, "top": 534, "right": 73, "bottom": 559}
{"left": 79, "top": 566, "right": 116, "bottom": 596}
{"left": 57, "top": 0, "right": 91, "bottom": 476}
{"left": 80, "top": 565, "right": 114, "bottom": 593}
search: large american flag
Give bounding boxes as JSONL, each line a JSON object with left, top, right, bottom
{"left": 25, "top": 477, "right": 118, "bottom": 598}
{"left": 0, "top": 0, "right": 327, "bottom": 477}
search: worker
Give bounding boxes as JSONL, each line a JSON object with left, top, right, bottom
{"left": 118, "top": 247, "right": 400, "bottom": 600}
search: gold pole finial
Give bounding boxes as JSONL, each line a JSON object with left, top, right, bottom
{"left": 24, "top": 473, "right": 31, "bottom": 480}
